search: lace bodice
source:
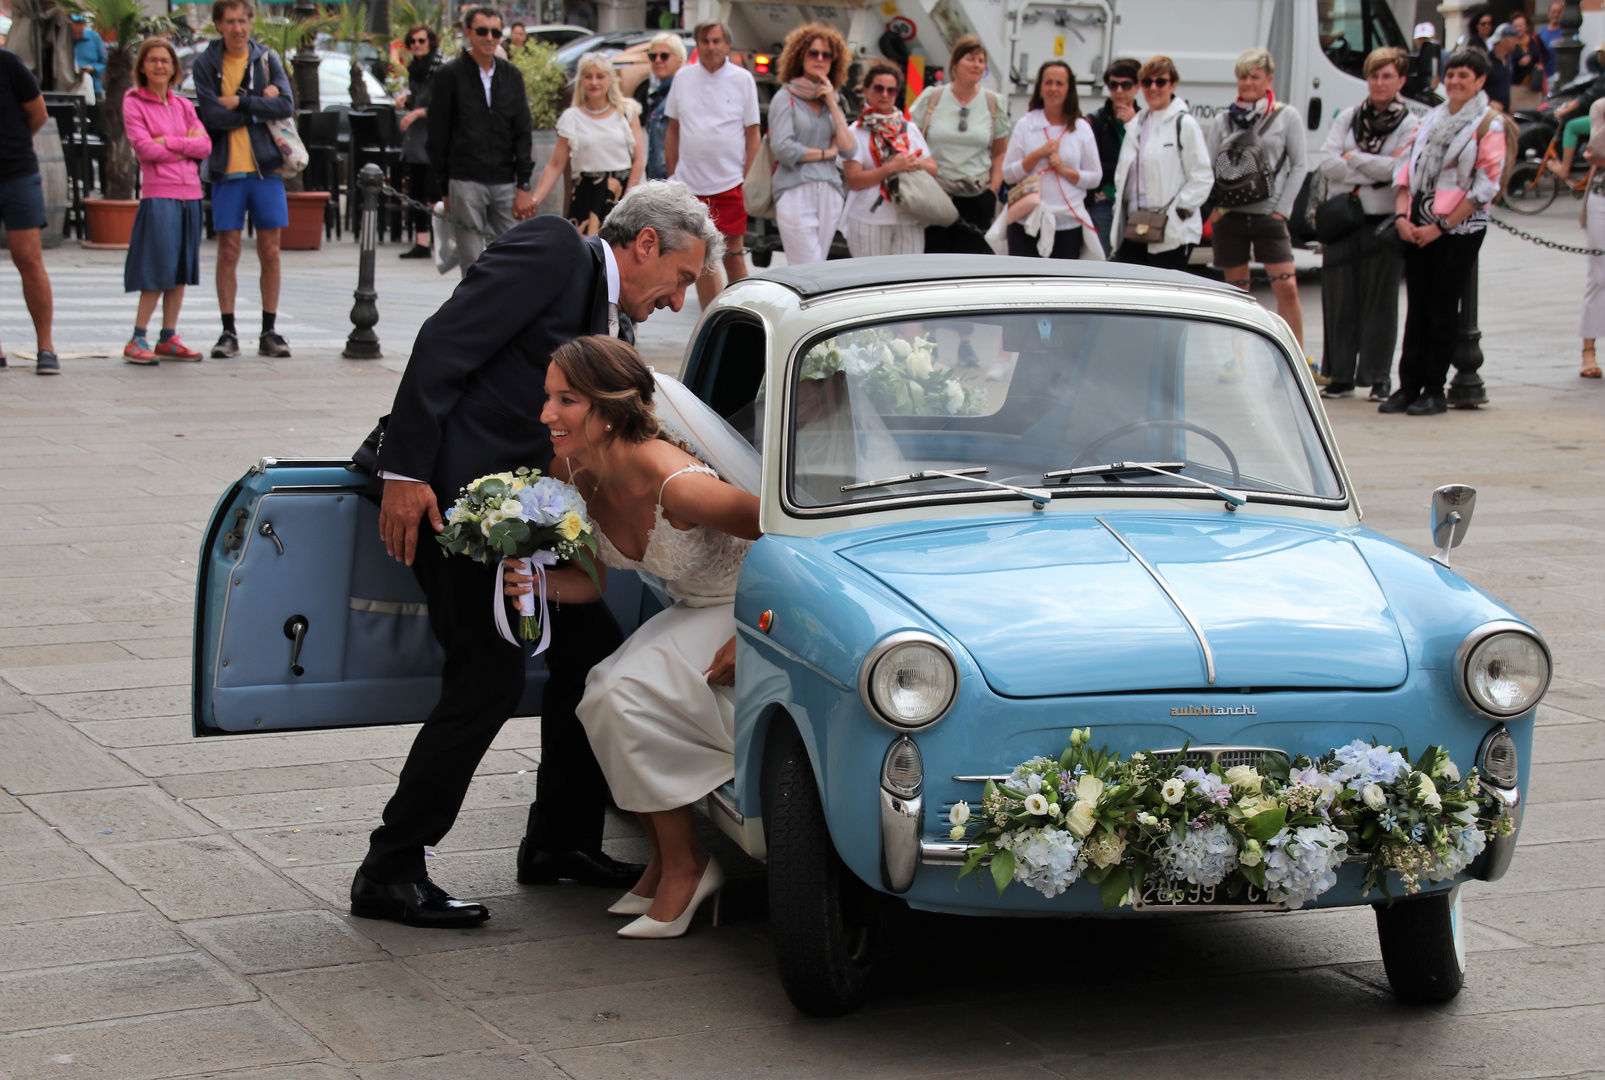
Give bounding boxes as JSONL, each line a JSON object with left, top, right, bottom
{"left": 592, "top": 464, "right": 753, "bottom": 608}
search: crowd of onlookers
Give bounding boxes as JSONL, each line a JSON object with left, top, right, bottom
{"left": 2, "top": 3, "right": 1602, "bottom": 392}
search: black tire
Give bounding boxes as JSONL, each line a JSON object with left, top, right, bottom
{"left": 768, "top": 737, "right": 880, "bottom": 1016}
{"left": 1374, "top": 885, "right": 1466, "bottom": 1004}
{"left": 1502, "top": 161, "right": 1560, "bottom": 215}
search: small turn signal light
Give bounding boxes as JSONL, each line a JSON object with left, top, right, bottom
{"left": 758, "top": 609, "right": 774, "bottom": 633}
{"left": 755, "top": 54, "right": 771, "bottom": 73}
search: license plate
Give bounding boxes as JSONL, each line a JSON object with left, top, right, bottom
{"left": 1131, "top": 876, "right": 1288, "bottom": 912}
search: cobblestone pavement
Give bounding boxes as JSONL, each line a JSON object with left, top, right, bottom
{"left": 0, "top": 210, "right": 1600, "bottom": 1080}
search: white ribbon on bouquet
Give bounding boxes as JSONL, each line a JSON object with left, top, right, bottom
{"left": 493, "top": 550, "right": 558, "bottom": 653}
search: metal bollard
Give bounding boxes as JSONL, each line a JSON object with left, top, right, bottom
{"left": 343, "top": 163, "right": 383, "bottom": 360}
{"left": 1448, "top": 257, "right": 1489, "bottom": 409}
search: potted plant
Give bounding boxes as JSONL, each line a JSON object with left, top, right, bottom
{"left": 68, "top": 0, "right": 171, "bottom": 247}
{"left": 510, "top": 40, "right": 567, "bottom": 216}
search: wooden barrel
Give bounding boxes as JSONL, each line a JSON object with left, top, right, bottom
{"left": 34, "top": 118, "right": 70, "bottom": 249}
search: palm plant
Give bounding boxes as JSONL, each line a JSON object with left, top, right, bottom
{"left": 324, "top": 0, "right": 382, "bottom": 108}
{"left": 255, "top": 12, "right": 337, "bottom": 104}
{"left": 391, "top": 0, "right": 454, "bottom": 47}
{"left": 62, "top": 0, "right": 173, "bottom": 200}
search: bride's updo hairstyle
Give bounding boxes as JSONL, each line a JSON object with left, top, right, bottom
{"left": 548, "top": 335, "right": 664, "bottom": 447}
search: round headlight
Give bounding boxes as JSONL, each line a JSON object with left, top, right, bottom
{"left": 862, "top": 634, "right": 957, "bottom": 730}
{"left": 1461, "top": 628, "right": 1550, "bottom": 719}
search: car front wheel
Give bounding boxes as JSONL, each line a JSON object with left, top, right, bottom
{"left": 767, "top": 736, "right": 881, "bottom": 1016}
{"left": 1374, "top": 884, "right": 1466, "bottom": 1004}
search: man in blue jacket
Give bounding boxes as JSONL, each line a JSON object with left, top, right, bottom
{"left": 193, "top": 0, "right": 295, "bottom": 359}
{"left": 69, "top": 16, "right": 106, "bottom": 100}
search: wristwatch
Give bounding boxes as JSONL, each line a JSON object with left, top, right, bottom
{"left": 516, "top": 182, "right": 532, "bottom": 192}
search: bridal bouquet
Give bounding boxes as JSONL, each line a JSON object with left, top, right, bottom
{"left": 436, "top": 467, "right": 601, "bottom": 650}
{"left": 953, "top": 730, "right": 1506, "bottom": 909}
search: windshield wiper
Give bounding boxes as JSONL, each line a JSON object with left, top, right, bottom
{"left": 1043, "top": 461, "right": 1248, "bottom": 511}
{"left": 843, "top": 467, "right": 1052, "bottom": 509}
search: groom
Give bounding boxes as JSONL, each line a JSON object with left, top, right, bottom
{"left": 351, "top": 182, "right": 721, "bottom": 927}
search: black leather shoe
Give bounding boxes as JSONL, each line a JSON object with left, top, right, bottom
{"left": 349, "top": 869, "right": 490, "bottom": 928}
{"left": 517, "top": 838, "right": 646, "bottom": 888}
{"left": 1406, "top": 391, "right": 1448, "bottom": 416}
{"left": 1377, "top": 390, "right": 1415, "bottom": 414}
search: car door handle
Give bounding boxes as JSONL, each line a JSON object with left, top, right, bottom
{"left": 259, "top": 521, "right": 284, "bottom": 555}
{"left": 283, "top": 615, "right": 308, "bottom": 677}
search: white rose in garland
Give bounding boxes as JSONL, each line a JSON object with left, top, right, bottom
{"left": 1361, "top": 783, "right": 1387, "bottom": 811}
{"left": 949, "top": 801, "right": 970, "bottom": 826}
{"left": 1025, "top": 792, "right": 1051, "bottom": 816}
{"left": 1161, "top": 777, "right": 1186, "bottom": 804}
{"left": 1066, "top": 800, "right": 1098, "bottom": 838}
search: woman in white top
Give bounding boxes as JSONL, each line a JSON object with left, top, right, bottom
{"left": 504, "top": 336, "right": 761, "bottom": 940}
{"left": 1109, "top": 55, "right": 1213, "bottom": 271}
{"left": 1000, "top": 60, "right": 1101, "bottom": 258}
{"left": 532, "top": 52, "right": 645, "bottom": 236}
{"left": 841, "top": 60, "right": 939, "bottom": 257}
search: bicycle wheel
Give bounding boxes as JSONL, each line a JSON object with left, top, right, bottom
{"left": 1503, "top": 161, "right": 1560, "bottom": 214}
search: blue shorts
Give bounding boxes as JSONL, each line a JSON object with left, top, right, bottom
{"left": 211, "top": 174, "right": 289, "bottom": 232}
{"left": 0, "top": 172, "right": 47, "bottom": 231}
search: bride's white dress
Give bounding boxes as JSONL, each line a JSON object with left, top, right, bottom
{"left": 576, "top": 464, "right": 754, "bottom": 814}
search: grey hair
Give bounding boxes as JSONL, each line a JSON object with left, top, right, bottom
{"left": 649, "top": 32, "right": 687, "bottom": 62}
{"left": 599, "top": 181, "right": 725, "bottom": 272}
{"left": 693, "top": 19, "right": 732, "bottom": 44}
{"left": 1234, "top": 47, "right": 1275, "bottom": 77}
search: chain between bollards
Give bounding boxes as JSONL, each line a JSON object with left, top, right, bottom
{"left": 343, "top": 163, "right": 384, "bottom": 360}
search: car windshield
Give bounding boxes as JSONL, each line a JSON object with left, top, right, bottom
{"left": 784, "top": 312, "right": 1342, "bottom": 511}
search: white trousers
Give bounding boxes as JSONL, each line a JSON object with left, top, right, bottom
{"left": 1582, "top": 192, "right": 1605, "bottom": 339}
{"left": 842, "top": 216, "right": 925, "bottom": 258}
{"left": 774, "top": 181, "right": 844, "bottom": 265}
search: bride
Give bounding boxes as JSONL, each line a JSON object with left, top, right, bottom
{"left": 504, "top": 334, "right": 761, "bottom": 938}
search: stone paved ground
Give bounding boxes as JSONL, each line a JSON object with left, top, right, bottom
{"left": 0, "top": 209, "right": 1601, "bottom": 1080}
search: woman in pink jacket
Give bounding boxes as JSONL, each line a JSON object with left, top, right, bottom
{"left": 122, "top": 37, "right": 211, "bottom": 365}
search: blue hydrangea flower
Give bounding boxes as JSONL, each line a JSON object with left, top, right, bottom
{"left": 1263, "top": 824, "right": 1348, "bottom": 907}
{"left": 1160, "top": 822, "right": 1238, "bottom": 887}
{"left": 997, "top": 826, "right": 1085, "bottom": 898}
{"left": 1331, "top": 741, "right": 1410, "bottom": 789}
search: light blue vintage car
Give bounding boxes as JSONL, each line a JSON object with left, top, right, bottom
{"left": 193, "top": 258, "right": 1547, "bottom": 1018}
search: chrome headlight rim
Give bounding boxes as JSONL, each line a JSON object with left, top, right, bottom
{"left": 1455, "top": 620, "right": 1552, "bottom": 721}
{"left": 858, "top": 630, "right": 959, "bottom": 732}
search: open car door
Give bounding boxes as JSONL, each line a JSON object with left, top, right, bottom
{"left": 191, "top": 458, "right": 650, "bottom": 735}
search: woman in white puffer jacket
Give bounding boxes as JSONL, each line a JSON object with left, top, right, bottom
{"left": 1109, "top": 55, "right": 1213, "bottom": 271}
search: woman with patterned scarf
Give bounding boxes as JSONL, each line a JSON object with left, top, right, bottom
{"left": 1316, "top": 46, "right": 1419, "bottom": 402}
{"left": 767, "top": 23, "right": 856, "bottom": 265}
{"left": 841, "top": 60, "right": 938, "bottom": 257}
{"left": 1383, "top": 48, "right": 1506, "bottom": 417}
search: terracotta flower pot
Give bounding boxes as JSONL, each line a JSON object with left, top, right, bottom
{"left": 83, "top": 198, "right": 140, "bottom": 249}
{"left": 282, "top": 191, "right": 331, "bottom": 250}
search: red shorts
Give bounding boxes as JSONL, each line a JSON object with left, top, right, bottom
{"left": 696, "top": 185, "right": 747, "bottom": 239}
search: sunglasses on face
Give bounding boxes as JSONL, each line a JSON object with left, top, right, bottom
{"left": 867, "top": 83, "right": 897, "bottom": 94}
{"left": 806, "top": 48, "right": 833, "bottom": 61}
{"left": 1105, "top": 78, "right": 1135, "bottom": 91}
{"left": 408, "top": 36, "right": 428, "bottom": 45}
{"left": 649, "top": 51, "right": 673, "bottom": 60}
{"left": 1141, "top": 76, "right": 1171, "bottom": 88}
{"left": 472, "top": 25, "right": 502, "bottom": 38}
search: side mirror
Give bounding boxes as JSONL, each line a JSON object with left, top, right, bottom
{"left": 1429, "top": 484, "right": 1476, "bottom": 567}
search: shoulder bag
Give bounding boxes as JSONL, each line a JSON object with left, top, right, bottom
{"left": 891, "top": 167, "right": 960, "bottom": 225}
{"left": 261, "top": 53, "right": 308, "bottom": 179}
{"left": 1123, "top": 114, "right": 1185, "bottom": 244}
{"left": 744, "top": 93, "right": 791, "bottom": 219}
{"left": 1313, "top": 109, "right": 1372, "bottom": 244}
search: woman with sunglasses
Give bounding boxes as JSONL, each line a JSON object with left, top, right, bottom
{"left": 909, "top": 35, "right": 1011, "bottom": 255}
{"left": 396, "top": 24, "right": 441, "bottom": 259}
{"left": 1108, "top": 55, "right": 1213, "bottom": 272}
{"left": 631, "top": 34, "right": 684, "bottom": 181}
{"left": 1000, "top": 60, "right": 1101, "bottom": 259}
{"left": 1462, "top": 5, "right": 1511, "bottom": 113}
{"left": 533, "top": 53, "right": 645, "bottom": 236}
{"left": 767, "top": 23, "right": 854, "bottom": 265}
{"left": 841, "top": 60, "right": 938, "bottom": 257}
{"left": 1086, "top": 57, "right": 1140, "bottom": 256}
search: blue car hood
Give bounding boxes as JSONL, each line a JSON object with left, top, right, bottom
{"left": 839, "top": 516, "right": 1408, "bottom": 697}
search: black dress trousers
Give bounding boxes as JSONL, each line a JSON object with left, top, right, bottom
{"left": 359, "top": 536, "right": 623, "bottom": 884}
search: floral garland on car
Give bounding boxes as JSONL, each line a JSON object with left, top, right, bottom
{"left": 799, "top": 328, "right": 988, "bottom": 416}
{"left": 952, "top": 730, "right": 1513, "bottom": 908}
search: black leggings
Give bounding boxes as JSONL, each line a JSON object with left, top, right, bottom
{"left": 1113, "top": 240, "right": 1193, "bottom": 271}
{"left": 405, "top": 163, "right": 437, "bottom": 237}
{"left": 1007, "top": 221, "right": 1083, "bottom": 259}
{"left": 925, "top": 190, "right": 996, "bottom": 254}
{"left": 1397, "top": 229, "right": 1485, "bottom": 399}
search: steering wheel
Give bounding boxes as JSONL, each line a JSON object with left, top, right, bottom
{"left": 1065, "top": 418, "right": 1242, "bottom": 487}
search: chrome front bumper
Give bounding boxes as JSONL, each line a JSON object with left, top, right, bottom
{"left": 1469, "top": 781, "right": 1522, "bottom": 882}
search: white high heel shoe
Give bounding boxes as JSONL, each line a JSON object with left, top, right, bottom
{"left": 607, "top": 890, "right": 654, "bottom": 916}
{"left": 617, "top": 859, "right": 724, "bottom": 939}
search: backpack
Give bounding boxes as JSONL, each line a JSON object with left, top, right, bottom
{"left": 1210, "top": 104, "right": 1288, "bottom": 209}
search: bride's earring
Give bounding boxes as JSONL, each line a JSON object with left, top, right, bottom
{"left": 606, "top": 423, "right": 613, "bottom": 430}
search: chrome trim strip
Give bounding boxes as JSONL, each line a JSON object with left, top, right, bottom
{"left": 950, "top": 747, "right": 1283, "bottom": 787}
{"left": 349, "top": 598, "right": 429, "bottom": 617}
{"left": 1454, "top": 621, "right": 1552, "bottom": 721}
{"left": 953, "top": 774, "right": 1011, "bottom": 783}
{"left": 1097, "top": 517, "right": 1216, "bottom": 685}
{"left": 707, "top": 785, "right": 744, "bottom": 827}
{"left": 880, "top": 789, "right": 923, "bottom": 892}
{"left": 920, "top": 840, "right": 972, "bottom": 866}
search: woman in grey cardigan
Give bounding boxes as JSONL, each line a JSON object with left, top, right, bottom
{"left": 1317, "top": 47, "right": 1419, "bottom": 401}
{"left": 1208, "top": 48, "right": 1308, "bottom": 356}
{"left": 767, "top": 24, "right": 856, "bottom": 265}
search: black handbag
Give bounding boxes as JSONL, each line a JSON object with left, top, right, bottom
{"left": 1314, "top": 190, "right": 1367, "bottom": 243}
